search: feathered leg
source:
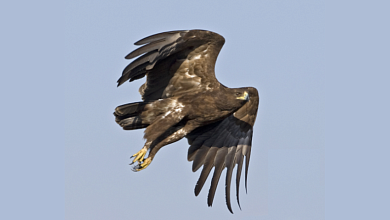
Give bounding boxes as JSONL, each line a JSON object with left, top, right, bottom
{"left": 130, "top": 115, "right": 186, "bottom": 171}
{"left": 133, "top": 121, "right": 199, "bottom": 171}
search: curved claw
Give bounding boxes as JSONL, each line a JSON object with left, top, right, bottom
{"left": 131, "top": 148, "right": 147, "bottom": 164}
{"left": 133, "top": 158, "right": 152, "bottom": 172}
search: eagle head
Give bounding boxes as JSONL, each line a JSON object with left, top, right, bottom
{"left": 235, "top": 91, "right": 249, "bottom": 101}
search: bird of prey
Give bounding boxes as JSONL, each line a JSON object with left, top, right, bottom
{"left": 114, "top": 30, "right": 259, "bottom": 213}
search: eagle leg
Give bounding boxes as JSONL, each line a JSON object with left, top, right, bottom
{"left": 147, "top": 121, "right": 200, "bottom": 160}
{"left": 131, "top": 107, "right": 190, "bottom": 171}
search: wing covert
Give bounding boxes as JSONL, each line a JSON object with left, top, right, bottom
{"left": 118, "top": 30, "right": 226, "bottom": 101}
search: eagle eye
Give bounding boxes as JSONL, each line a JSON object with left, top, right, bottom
{"left": 235, "top": 92, "right": 241, "bottom": 96}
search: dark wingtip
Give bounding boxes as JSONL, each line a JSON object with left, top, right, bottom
{"left": 117, "top": 77, "right": 127, "bottom": 87}
{"left": 207, "top": 195, "right": 213, "bottom": 207}
{"left": 226, "top": 193, "right": 234, "bottom": 214}
{"left": 226, "top": 197, "right": 234, "bottom": 214}
{"left": 237, "top": 188, "right": 242, "bottom": 210}
{"left": 236, "top": 154, "right": 244, "bottom": 210}
{"left": 194, "top": 184, "right": 202, "bottom": 196}
{"left": 245, "top": 149, "right": 251, "bottom": 194}
{"left": 225, "top": 151, "right": 236, "bottom": 214}
{"left": 245, "top": 181, "right": 248, "bottom": 194}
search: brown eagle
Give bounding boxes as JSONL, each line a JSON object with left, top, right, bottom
{"left": 114, "top": 30, "right": 259, "bottom": 213}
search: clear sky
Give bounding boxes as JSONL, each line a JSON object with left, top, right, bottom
{"left": 2, "top": 0, "right": 389, "bottom": 220}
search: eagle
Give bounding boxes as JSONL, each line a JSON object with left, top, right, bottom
{"left": 114, "top": 30, "right": 259, "bottom": 213}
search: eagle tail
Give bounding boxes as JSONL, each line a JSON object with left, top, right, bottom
{"left": 114, "top": 102, "right": 150, "bottom": 130}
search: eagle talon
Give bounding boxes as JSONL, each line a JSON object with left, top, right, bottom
{"left": 132, "top": 157, "right": 152, "bottom": 172}
{"left": 131, "top": 148, "right": 147, "bottom": 164}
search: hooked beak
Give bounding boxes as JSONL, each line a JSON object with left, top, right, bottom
{"left": 237, "top": 91, "right": 249, "bottom": 101}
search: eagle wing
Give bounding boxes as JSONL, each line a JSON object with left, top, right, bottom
{"left": 117, "top": 30, "right": 225, "bottom": 101}
{"left": 186, "top": 87, "right": 259, "bottom": 213}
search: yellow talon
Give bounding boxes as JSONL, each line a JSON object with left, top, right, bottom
{"left": 132, "top": 148, "right": 147, "bottom": 164}
{"left": 136, "top": 158, "right": 152, "bottom": 171}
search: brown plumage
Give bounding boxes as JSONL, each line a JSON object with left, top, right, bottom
{"left": 114, "top": 30, "right": 259, "bottom": 213}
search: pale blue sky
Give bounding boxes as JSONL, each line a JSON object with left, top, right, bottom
{"left": 1, "top": 0, "right": 389, "bottom": 220}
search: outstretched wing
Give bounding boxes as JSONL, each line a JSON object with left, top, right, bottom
{"left": 117, "top": 30, "right": 225, "bottom": 101}
{"left": 186, "top": 87, "right": 259, "bottom": 213}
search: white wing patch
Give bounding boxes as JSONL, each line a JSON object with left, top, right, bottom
{"left": 192, "top": 55, "right": 201, "bottom": 60}
{"left": 185, "top": 70, "right": 197, "bottom": 78}
{"left": 160, "top": 99, "right": 185, "bottom": 119}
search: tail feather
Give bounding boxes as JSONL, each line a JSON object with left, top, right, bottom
{"left": 114, "top": 102, "right": 150, "bottom": 130}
